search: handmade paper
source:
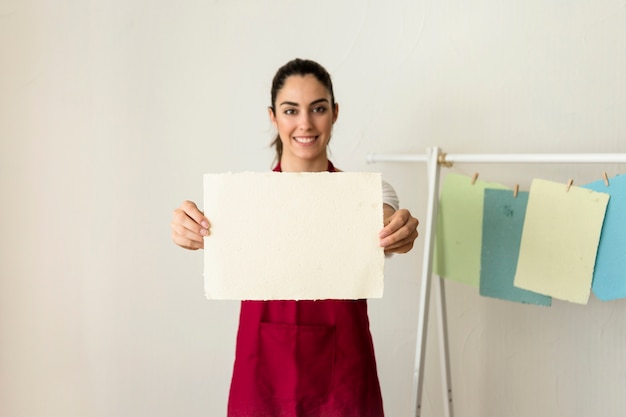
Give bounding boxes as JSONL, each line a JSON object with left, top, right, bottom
{"left": 480, "top": 189, "right": 551, "bottom": 306}
{"left": 203, "top": 172, "right": 384, "bottom": 300}
{"left": 582, "top": 174, "right": 626, "bottom": 301}
{"left": 514, "top": 179, "right": 609, "bottom": 304}
{"left": 434, "top": 174, "right": 509, "bottom": 287}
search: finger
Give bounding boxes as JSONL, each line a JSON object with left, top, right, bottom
{"left": 381, "top": 215, "right": 419, "bottom": 250}
{"left": 383, "top": 229, "right": 419, "bottom": 253}
{"left": 379, "top": 210, "right": 409, "bottom": 239}
{"left": 380, "top": 216, "right": 416, "bottom": 246}
{"left": 171, "top": 202, "right": 210, "bottom": 250}
{"left": 171, "top": 220, "right": 206, "bottom": 246}
{"left": 384, "top": 235, "right": 418, "bottom": 254}
{"left": 384, "top": 242, "right": 413, "bottom": 255}
{"left": 380, "top": 226, "right": 415, "bottom": 249}
{"left": 174, "top": 202, "right": 210, "bottom": 235}
{"left": 172, "top": 208, "right": 208, "bottom": 236}
{"left": 181, "top": 200, "right": 210, "bottom": 229}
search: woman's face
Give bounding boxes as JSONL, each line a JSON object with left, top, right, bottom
{"left": 269, "top": 74, "right": 338, "bottom": 170}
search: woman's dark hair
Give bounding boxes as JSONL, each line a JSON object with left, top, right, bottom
{"left": 269, "top": 58, "right": 336, "bottom": 163}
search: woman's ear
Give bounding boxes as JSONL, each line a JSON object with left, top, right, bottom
{"left": 268, "top": 106, "right": 277, "bottom": 127}
{"left": 332, "top": 103, "right": 339, "bottom": 124}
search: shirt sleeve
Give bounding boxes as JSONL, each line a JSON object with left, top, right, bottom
{"left": 382, "top": 180, "right": 399, "bottom": 211}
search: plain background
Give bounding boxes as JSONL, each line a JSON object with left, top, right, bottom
{"left": 2, "top": 1, "right": 626, "bottom": 416}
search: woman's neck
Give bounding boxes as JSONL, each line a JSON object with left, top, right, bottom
{"left": 279, "top": 156, "right": 329, "bottom": 173}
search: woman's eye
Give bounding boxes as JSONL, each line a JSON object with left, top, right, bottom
{"left": 313, "top": 106, "right": 327, "bottom": 113}
{"left": 284, "top": 108, "right": 296, "bottom": 115}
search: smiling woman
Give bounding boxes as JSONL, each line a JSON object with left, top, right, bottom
{"left": 170, "top": 58, "right": 419, "bottom": 417}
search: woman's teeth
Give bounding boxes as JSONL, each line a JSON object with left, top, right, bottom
{"left": 293, "top": 136, "right": 316, "bottom": 143}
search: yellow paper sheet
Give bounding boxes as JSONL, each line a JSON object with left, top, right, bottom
{"left": 203, "top": 172, "right": 384, "bottom": 300}
{"left": 513, "top": 179, "right": 609, "bottom": 304}
{"left": 433, "top": 173, "right": 509, "bottom": 286}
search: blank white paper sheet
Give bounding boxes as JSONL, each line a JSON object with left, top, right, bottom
{"left": 203, "top": 172, "right": 385, "bottom": 300}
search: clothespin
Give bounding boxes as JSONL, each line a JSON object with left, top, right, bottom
{"left": 438, "top": 152, "right": 453, "bottom": 168}
{"left": 603, "top": 172, "right": 610, "bottom": 187}
{"left": 566, "top": 179, "right": 574, "bottom": 192}
{"left": 513, "top": 184, "right": 519, "bottom": 198}
{"left": 471, "top": 172, "right": 479, "bottom": 185}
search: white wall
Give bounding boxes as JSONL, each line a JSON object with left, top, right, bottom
{"left": 2, "top": 1, "right": 626, "bottom": 416}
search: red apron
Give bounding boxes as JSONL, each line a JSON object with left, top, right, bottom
{"left": 226, "top": 162, "right": 384, "bottom": 417}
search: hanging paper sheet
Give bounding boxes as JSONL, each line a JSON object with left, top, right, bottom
{"left": 513, "top": 179, "right": 609, "bottom": 304}
{"left": 434, "top": 173, "right": 509, "bottom": 287}
{"left": 480, "top": 189, "right": 552, "bottom": 306}
{"left": 582, "top": 174, "right": 626, "bottom": 301}
{"left": 203, "top": 172, "right": 384, "bottom": 300}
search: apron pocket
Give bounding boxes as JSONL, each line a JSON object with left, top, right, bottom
{"left": 258, "top": 322, "right": 336, "bottom": 404}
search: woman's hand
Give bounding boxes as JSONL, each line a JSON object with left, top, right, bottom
{"left": 171, "top": 200, "right": 210, "bottom": 250}
{"left": 379, "top": 206, "right": 419, "bottom": 254}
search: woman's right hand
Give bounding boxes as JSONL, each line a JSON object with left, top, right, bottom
{"left": 171, "top": 200, "right": 210, "bottom": 250}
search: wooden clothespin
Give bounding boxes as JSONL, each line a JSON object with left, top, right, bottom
{"left": 513, "top": 184, "right": 519, "bottom": 198}
{"left": 438, "top": 152, "right": 453, "bottom": 168}
{"left": 471, "top": 172, "right": 479, "bottom": 185}
{"left": 566, "top": 178, "right": 574, "bottom": 192}
{"left": 603, "top": 172, "right": 610, "bottom": 187}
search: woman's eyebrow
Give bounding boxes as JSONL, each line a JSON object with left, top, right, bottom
{"left": 279, "top": 98, "right": 330, "bottom": 107}
{"left": 310, "top": 98, "right": 330, "bottom": 106}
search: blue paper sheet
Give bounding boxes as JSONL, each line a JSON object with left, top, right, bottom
{"left": 582, "top": 174, "right": 626, "bottom": 301}
{"left": 480, "top": 189, "right": 552, "bottom": 306}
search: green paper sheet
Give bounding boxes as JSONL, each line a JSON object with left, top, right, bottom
{"left": 513, "top": 179, "right": 609, "bottom": 304}
{"left": 434, "top": 174, "right": 509, "bottom": 287}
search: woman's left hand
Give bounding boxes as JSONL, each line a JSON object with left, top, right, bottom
{"left": 379, "top": 207, "right": 419, "bottom": 254}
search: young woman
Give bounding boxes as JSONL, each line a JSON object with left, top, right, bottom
{"left": 171, "top": 59, "right": 419, "bottom": 417}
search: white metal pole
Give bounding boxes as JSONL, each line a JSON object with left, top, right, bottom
{"left": 367, "top": 152, "right": 626, "bottom": 165}
{"left": 437, "top": 153, "right": 626, "bottom": 164}
{"left": 434, "top": 275, "right": 454, "bottom": 417}
{"left": 411, "top": 147, "right": 442, "bottom": 417}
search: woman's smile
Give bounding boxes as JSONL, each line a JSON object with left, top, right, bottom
{"left": 293, "top": 135, "right": 318, "bottom": 144}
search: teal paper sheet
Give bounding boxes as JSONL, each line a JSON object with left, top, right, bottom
{"left": 582, "top": 174, "right": 626, "bottom": 301}
{"left": 480, "top": 189, "right": 551, "bottom": 306}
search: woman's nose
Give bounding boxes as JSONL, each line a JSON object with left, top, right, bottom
{"left": 297, "top": 112, "right": 313, "bottom": 129}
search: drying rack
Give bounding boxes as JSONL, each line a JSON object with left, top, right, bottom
{"left": 367, "top": 147, "right": 626, "bottom": 417}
